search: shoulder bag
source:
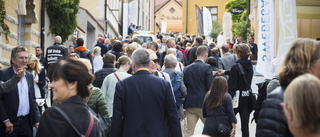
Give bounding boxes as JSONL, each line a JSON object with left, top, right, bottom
{"left": 237, "top": 63, "right": 256, "bottom": 110}
{"left": 53, "top": 107, "right": 94, "bottom": 137}
{"left": 86, "top": 87, "right": 110, "bottom": 137}
{"left": 215, "top": 111, "right": 231, "bottom": 135}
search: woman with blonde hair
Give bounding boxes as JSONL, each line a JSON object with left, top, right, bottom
{"left": 125, "top": 44, "right": 138, "bottom": 74}
{"left": 92, "top": 46, "right": 103, "bottom": 74}
{"left": 283, "top": 73, "right": 320, "bottom": 137}
{"left": 27, "top": 54, "right": 46, "bottom": 114}
{"left": 101, "top": 56, "right": 132, "bottom": 116}
{"left": 256, "top": 38, "right": 320, "bottom": 137}
{"left": 125, "top": 44, "right": 138, "bottom": 58}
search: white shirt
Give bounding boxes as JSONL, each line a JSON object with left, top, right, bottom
{"left": 32, "top": 71, "right": 41, "bottom": 98}
{"left": 160, "top": 43, "right": 167, "bottom": 53}
{"left": 217, "top": 34, "right": 224, "bottom": 48}
{"left": 13, "top": 67, "right": 30, "bottom": 117}
{"left": 93, "top": 54, "right": 103, "bottom": 74}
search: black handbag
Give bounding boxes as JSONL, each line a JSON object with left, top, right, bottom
{"left": 214, "top": 111, "right": 231, "bottom": 135}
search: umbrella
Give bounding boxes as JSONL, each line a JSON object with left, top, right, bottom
{"left": 223, "top": 12, "right": 233, "bottom": 44}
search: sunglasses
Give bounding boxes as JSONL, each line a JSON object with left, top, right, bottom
{"left": 27, "top": 62, "right": 35, "bottom": 66}
{"left": 151, "top": 59, "right": 159, "bottom": 64}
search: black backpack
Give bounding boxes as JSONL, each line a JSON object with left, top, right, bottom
{"left": 251, "top": 79, "right": 271, "bottom": 123}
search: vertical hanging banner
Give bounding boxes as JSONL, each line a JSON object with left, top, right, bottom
{"left": 256, "top": 0, "right": 275, "bottom": 79}
{"left": 203, "top": 6, "right": 212, "bottom": 42}
{"left": 276, "top": 0, "right": 297, "bottom": 73}
{"left": 195, "top": 5, "right": 203, "bottom": 37}
{"left": 122, "top": 2, "right": 129, "bottom": 37}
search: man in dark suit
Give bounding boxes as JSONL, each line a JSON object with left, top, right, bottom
{"left": 186, "top": 37, "right": 212, "bottom": 64}
{"left": 110, "top": 48, "right": 182, "bottom": 137}
{"left": 0, "top": 46, "right": 40, "bottom": 137}
{"left": 183, "top": 46, "right": 213, "bottom": 137}
{"left": 95, "top": 37, "right": 108, "bottom": 56}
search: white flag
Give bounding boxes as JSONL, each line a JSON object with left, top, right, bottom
{"left": 276, "top": 0, "right": 298, "bottom": 73}
{"left": 256, "top": 0, "right": 275, "bottom": 79}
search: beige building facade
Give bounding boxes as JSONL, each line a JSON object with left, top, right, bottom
{"left": 155, "top": 0, "right": 183, "bottom": 33}
{"left": 1, "top": 0, "right": 41, "bottom": 67}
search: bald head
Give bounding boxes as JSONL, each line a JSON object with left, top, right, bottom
{"left": 55, "top": 36, "right": 62, "bottom": 44}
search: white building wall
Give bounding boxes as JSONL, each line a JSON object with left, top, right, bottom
{"left": 106, "top": 0, "right": 122, "bottom": 38}
{"left": 129, "top": 0, "right": 154, "bottom": 31}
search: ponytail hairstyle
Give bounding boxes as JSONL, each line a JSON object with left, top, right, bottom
{"left": 115, "top": 56, "right": 131, "bottom": 69}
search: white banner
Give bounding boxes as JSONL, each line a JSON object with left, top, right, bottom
{"left": 122, "top": 3, "right": 129, "bottom": 37}
{"left": 256, "top": 0, "right": 275, "bottom": 79}
{"left": 276, "top": 0, "right": 297, "bottom": 73}
{"left": 203, "top": 6, "right": 213, "bottom": 42}
{"left": 161, "top": 22, "right": 167, "bottom": 34}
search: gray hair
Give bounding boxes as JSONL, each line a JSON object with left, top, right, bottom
{"left": 167, "top": 48, "right": 176, "bottom": 55}
{"left": 132, "top": 48, "right": 151, "bottom": 69}
{"left": 164, "top": 54, "right": 177, "bottom": 68}
{"left": 55, "top": 36, "right": 62, "bottom": 43}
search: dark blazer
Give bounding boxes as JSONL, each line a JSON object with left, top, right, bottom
{"left": 183, "top": 60, "right": 213, "bottom": 109}
{"left": 93, "top": 63, "right": 117, "bottom": 88}
{"left": 36, "top": 96, "right": 104, "bottom": 137}
{"left": 95, "top": 42, "right": 108, "bottom": 56}
{"left": 110, "top": 70, "right": 182, "bottom": 137}
{"left": 0, "top": 67, "right": 40, "bottom": 132}
{"left": 186, "top": 45, "right": 212, "bottom": 64}
{"left": 37, "top": 68, "right": 46, "bottom": 98}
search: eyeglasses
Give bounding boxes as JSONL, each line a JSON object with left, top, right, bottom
{"left": 151, "top": 59, "right": 159, "bottom": 64}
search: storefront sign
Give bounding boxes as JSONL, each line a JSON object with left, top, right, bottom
{"left": 230, "top": 7, "right": 244, "bottom": 15}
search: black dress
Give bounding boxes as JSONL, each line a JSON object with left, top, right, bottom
{"left": 202, "top": 94, "right": 237, "bottom": 137}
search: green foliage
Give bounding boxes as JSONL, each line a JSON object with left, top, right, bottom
{"left": 0, "top": 0, "right": 10, "bottom": 43}
{"left": 232, "top": 21, "right": 249, "bottom": 41}
{"left": 225, "top": 0, "right": 247, "bottom": 22}
{"left": 209, "top": 20, "right": 223, "bottom": 42}
{"left": 46, "top": 0, "right": 80, "bottom": 43}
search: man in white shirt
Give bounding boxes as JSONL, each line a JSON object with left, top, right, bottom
{"left": 0, "top": 46, "right": 40, "bottom": 137}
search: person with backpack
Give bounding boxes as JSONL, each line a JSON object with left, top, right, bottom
{"left": 74, "top": 38, "right": 94, "bottom": 72}
{"left": 162, "top": 54, "right": 187, "bottom": 120}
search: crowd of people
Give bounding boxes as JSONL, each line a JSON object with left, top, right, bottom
{"left": 0, "top": 31, "right": 319, "bottom": 137}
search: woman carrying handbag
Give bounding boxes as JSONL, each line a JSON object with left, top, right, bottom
{"left": 202, "top": 76, "right": 237, "bottom": 137}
